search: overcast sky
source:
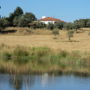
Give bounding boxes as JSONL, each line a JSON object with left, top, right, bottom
{"left": 0, "top": 0, "right": 90, "bottom": 22}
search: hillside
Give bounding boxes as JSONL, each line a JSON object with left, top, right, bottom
{"left": 0, "top": 28, "right": 90, "bottom": 52}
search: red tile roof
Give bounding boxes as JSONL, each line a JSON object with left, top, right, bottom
{"left": 40, "top": 17, "right": 64, "bottom": 22}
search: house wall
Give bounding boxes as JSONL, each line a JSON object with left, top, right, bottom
{"left": 40, "top": 21, "right": 55, "bottom": 24}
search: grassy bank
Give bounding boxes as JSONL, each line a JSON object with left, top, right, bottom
{"left": 0, "top": 44, "right": 90, "bottom": 75}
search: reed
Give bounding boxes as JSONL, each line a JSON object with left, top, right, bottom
{"left": 0, "top": 45, "right": 90, "bottom": 75}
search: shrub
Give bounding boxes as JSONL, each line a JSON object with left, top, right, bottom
{"left": 55, "top": 22, "right": 65, "bottom": 30}
{"left": 73, "top": 22, "right": 80, "bottom": 32}
{"left": 64, "top": 23, "right": 74, "bottom": 30}
{"left": 52, "top": 29, "right": 59, "bottom": 36}
{"left": 0, "top": 18, "right": 9, "bottom": 28}
{"left": 59, "top": 51, "right": 69, "bottom": 58}
{"left": 67, "top": 30, "right": 74, "bottom": 41}
{"left": 31, "top": 47, "right": 51, "bottom": 64}
{"left": 13, "top": 47, "right": 30, "bottom": 64}
{"left": 33, "top": 47, "right": 50, "bottom": 57}
{"left": 18, "top": 13, "right": 36, "bottom": 27}
{"left": 2, "top": 51, "right": 12, "bottom": 61}
{"left": 47, "top": 23, "right": 55, "bottom": 30}
{"left": 36, "top": 22, "right": 46, "bottom": 29}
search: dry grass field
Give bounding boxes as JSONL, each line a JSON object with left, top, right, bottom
{"left": 0, "top": 28, "right": 90, "bottom": 74}
{"left": 0, "top": 27, "right": 90, "bottom": 52}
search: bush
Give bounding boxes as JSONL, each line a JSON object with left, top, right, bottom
{"left": 31, "top": 47, "right": 51, "bottom": 64}
{"left": 59, "top": 50, "right": 69, "bottom": 58}
{"left": 32, "top": 47, "right": 50, "bottom": 57}
{"left": 0, "top": 18, "right": 9, "bottom": 28}
{"left": 55, "top": 22, "right": 65, "bottom": 30}
{"left": 18, "top": 13, "right": 36, "bottom": 27}
{"left": 35, "top": 22, "right": 46, "bottom": 29}
{"left": 13, "top": 47, "right": 30, "bottom": 64}
{"left": 29, "top": 22, "right": 46, "bottom": 29}
{"left": 2, "top": 51, "right": 12, "bottom": 61}
{"left": 67, "top": 30, "right": 74, "bottom": 41}
{"left": 47, "top": 23, "right": 55, "bottom": 30}
{"left": 52, "top": 29, "right": 59, "bottom": 35}
{"left": 64, "top": 23, "right": 74, "bottom": 30}
{"left": 73, "top": 22, "right": 80, "bottom": 32}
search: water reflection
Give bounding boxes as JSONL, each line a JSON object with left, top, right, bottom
{"left": 0, "top": 74, "right": 90, "bottom": 90}
{"left": 23, "top": 75, "right": 35, "bottom": 90}
{"left": 9, "top": 75, "right": 35, "bottom": 90}
{"left": 9, "top": 75, "right": 23, "bottom": 90}
{"left": 41, "top": 73, "right": 55, "bottom": 87}
{"left": 41, "top": 73, "right": 49, "bottom": 87}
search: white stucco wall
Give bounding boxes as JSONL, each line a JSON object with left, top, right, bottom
{"left": 40, "top": 21, "right": 55, "bottom": 24}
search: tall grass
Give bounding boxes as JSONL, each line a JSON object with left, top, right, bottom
{"left": 0, "top": 45, "right": 90, "bottom": 75}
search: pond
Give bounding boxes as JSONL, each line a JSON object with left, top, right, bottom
{"left": 0, "top": 74, "right": 90, "bottom": 90}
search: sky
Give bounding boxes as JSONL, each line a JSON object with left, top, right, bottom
{"left": 0, "top": 0, "right": 90, "bottom": 22}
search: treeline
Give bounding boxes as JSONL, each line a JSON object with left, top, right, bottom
{"left": 0, "top": 7, "right": 90, "bottom": 30}
{"left": 0, "top": 7, "right": 36, "bottom": 29}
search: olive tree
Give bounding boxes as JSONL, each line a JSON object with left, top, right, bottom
{"left": 0, "top": 18, "right": 9, "bottom": 31}
{"left": 64, "top": 23, "right": 74, "bottom": 30}
{"left": 55, "top": 22, "right": 65, "bottom": 30}
{"left": 18, "top": 13, "right": 36, "bottom": 27}
{"left": 52, "top": 29, "right": 59, "bottom": 39}
{"left": 73, "top": 22, "right": 80, "bottom": 32}
{"left": 8, "top": 7, "right": 23, "bottom": 26}
{"left": 47, "top": 23, "right": 55, "bottom": 30}
{"left": 67, "top": 30, "right": 74, "bottom": 41}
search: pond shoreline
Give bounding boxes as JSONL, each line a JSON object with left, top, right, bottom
{"left": 0, "top": 70, "right": 90, "bottom": 77}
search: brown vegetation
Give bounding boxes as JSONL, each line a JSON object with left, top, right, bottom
{"left": 0, "top": 27, "right": 90, "bottom": 52}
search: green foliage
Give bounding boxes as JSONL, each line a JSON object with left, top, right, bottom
{"left": 59, "top": 51, "right": 69, "bottom": 58}
{"left": 18, "top": 13, "right": 36, "bottom": 27}
{"left": 13, "top": 47, "right": 30, "bottom": 64}
{"left": 52, "top": 29, "right": 59, "bottom": 36}
{"left": 67, "top": 30, "right": 74, "bottom": 41}
{"left": 30, "top": 47, "right": 51, "bottom": 65}
{"left": 17, "top": 15, "right": 26, "bottom": 27}
{"left": 55, "top": 22, "right": 65, "bottom": 30}
{"left": 47, "top": 23, "right": 55, "bottom": 30}
{"left": 74, "top": 19, "right": 90, "bottom": 28}
{"left": 73, "top": 21, "right": 80, "bottom": 31}
{"left": 8, "top": 13, "right": 15, "bottom": 26}
{"left": 13, "top": 16, "right": 20, "bottom": 26}
{"left": 2, "top": 51, "right": 12, "bottom": 61}
{"left": 0, "top": 18, "right": 9, "bottom": 28}
{"left": 29, "top": 21, "right": 46, "bottom": 29}
{"left": 64, "top": 23, "right": 74, "bottom": 30}
{"left": 7, "top": 7, "right": 36, "bottom": 27}
{"left": 32, "top": 47, "right": 50, "bottom": 56}
{"left": 8, "top": 7, "right": 23, "bottom": 26}
{"left": 13, "top": 7, "right": 23, "bottom": 17}
{"left": 74, "top": 19, "right": 85, "bottom": 28}
{"left": 86, "top": 20, "right": 90, "bottom": 27}
{"left": 36, "top": 22, "right": 46, "bottom": 29}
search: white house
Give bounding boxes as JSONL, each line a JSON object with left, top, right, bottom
{"left": 39, "top": 16, "right": 64, "bottom": 24}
